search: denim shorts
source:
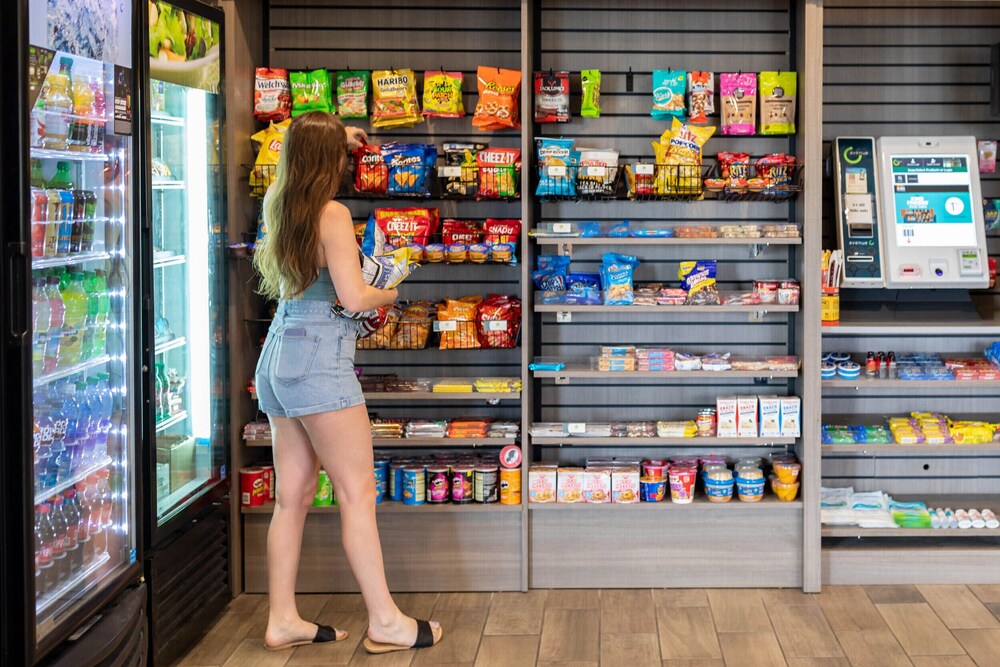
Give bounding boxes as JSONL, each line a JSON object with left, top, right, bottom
{"left": 255, "top": 300, "right": 365, "bottom": 418}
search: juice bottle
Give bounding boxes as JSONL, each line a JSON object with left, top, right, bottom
{"left": 81, "top": 271, "right": 97, "bottom": 360}
{"left": 75, "top": 481, "right": 95, "bottom": 562}
{"left": 69, "top": 78, "right": 94, "bottom": 152}
{"left": 30, "top": 96, "right": 45, "bottom": 148}
{"left": 35, "top": 503, "right": 56, "bottom": 596}
{"left": 42, "top": 74, "right": 72, "bottom": 151}
{"left": 43, "top": 276, "right": 65, "bottom": 373}
{"left": 42, "top": 190, "right": 62, "bottom": 258}
{"left": 62, "top": 488, "right": 84, "bottom": 572}
{"left": 59, "top": 272, "right": 88, "bottom": 367}
{"left": 49, "top": 495, "right": 68, "bottom": 584}
{"left": 32, "top": 278, "right": 50, "bottom": 375}
{"left": 31, "top": 188, "right": 49, "bottom": 258}
{"left": 89, "top": 78, "right": 106, "bottom": 151}
{"left": 30, "top": 159, "right": 46, "bottom": 188}
{"left": 56, "top": 190, "right": 75, "bottom": 256}
{"left": 91, "top": 270, "right": 110, "bottom": 356}
{"left": 59, "top": 57, "right": 74, "bottom": 94}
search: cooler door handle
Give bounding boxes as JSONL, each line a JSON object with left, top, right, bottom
{"left": 6, "top": 242, "right": 28, "bottom": 342}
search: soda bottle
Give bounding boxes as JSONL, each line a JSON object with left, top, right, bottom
{"left": 35, "top": 503, "right": 56, "bottom": 597}
{"left": 55, "top": 190, "right": 75, "bottom": 256}
{"left": 69, "top": 78, "right": 94, "bottom": 152}
{"left": 42, "top": 73, "right": 72, "bottom": 150}
{"left": 89, "top": 78, "right": 106, "bottom": 152}
{"left": 59, "top": 272, "right": 88, "bottom": 367}
{"left": 43, "top": 275, "right": 64, "bottom": 373}
{"left": 83, "top": 474, "right": 103, "bottom": 557}
{"left": 75, "top": 481, "right": 95, "bottom": 563}
{"left": 90, "top": 270, "right": 110, "bottom": 356}
{"left": 42, "top": 190, "right": 62, "bottom": 258}
{"left": 62, "top": 489, "right": 84, "bottom": 573}
{"left": 49, "top": 495, "right": 69, "bottom": 585}
{"left": 81, "top": 191, "right": 97, "bottom": 252}
{"left": 47, "top": 161, "right": 74, "bottom": 189}
{"left": 74, "top": 380, "right": 95, "bottom": 464}
{"left": 31, "top": 188, "right": 49, "bottom": 258}
{"left": 30, "top": 159, "right": 46, "bottom": 188}
{"left": 70, "top": 190, "right": 87, "bottom": 255}
{"left": 32, "top": 278, "right": 50, "bottom": 375}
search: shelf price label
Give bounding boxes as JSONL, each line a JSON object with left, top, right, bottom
{"left": 584, "top": 166, "right": 607, "bottom": 178}
{"left": 546, "top": 165, "right": 567, "bottom": 177}
{"left": 635, "top": 163, "right": 655, "bottom": 176}
{"left": 552, "top": 223, "right": 572, "bottom": 234}
{"left": 567, "top": 422, "right": 587, "bottom": 434}
{"left": 484, "top": 320, "right": 508, "bottom": 331}
{"left": 434, "top": 321, "right": 458, "bottom": 332}
{"left": 438, "top": 166, "right": 462, "bottom": 178}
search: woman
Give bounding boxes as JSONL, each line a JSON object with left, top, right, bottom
{"left": 253, "top": 112, "right": 442, "bottom": 654}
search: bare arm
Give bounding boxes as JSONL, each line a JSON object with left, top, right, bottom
{"left": 319, "top": 202, "right": 397, "bottom": 313}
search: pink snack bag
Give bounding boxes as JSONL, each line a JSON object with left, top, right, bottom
{"left": 720, "top": 73, "right": 757, "bottom": 136}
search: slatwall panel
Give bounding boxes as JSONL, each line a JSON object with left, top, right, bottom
{"left": 268, "top": 0, "right": 522, "bottom": 422}
{"left": 535, "top": 0, "right": 800, "bottom": 442}
{"left": 820, "top": 1, "right": 1000, "bottom": 500}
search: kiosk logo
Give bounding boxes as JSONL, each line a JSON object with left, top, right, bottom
{"left": 843, "top": 146, "right": 868, "bottom": 165}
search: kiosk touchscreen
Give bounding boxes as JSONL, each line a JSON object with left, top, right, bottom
{"left": 877, "top": 136, "right": 989, "bottom": 289}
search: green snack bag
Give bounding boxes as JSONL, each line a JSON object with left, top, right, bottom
{"left": 759, "top": 71, "right": 797, "bottom": 135}
{"left": 581, "top": 69, "right": 601, "bottom": 118}
{"left": 290, "top": 68, "right": 334, "bottom": 117}
{"left": 336, "top": 70, "right": 369, "bottom": 119}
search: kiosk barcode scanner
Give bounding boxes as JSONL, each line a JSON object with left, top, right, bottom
{"left": 835, "top": 135, "right": 990, "bottom": 290}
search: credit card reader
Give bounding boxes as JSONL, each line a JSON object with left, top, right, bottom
{"left": 834, "top": 137, "right": 885, "bottom": 287}
{"left": 877, "top": 136, "right": 989, "bottom": 289}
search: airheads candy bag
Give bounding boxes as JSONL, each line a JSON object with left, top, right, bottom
{"left": 651, "top": 69, "right": 687, "bottom": 120}
{"left": 759, "top": 71, "right": 797, "bottom": 135}
{"left": 289, "top": 68, "right": 333, "bottom": 116}
{"left": 371, "top": 69, "right": 423, "bottom": 129}
{"left": 374, "top": 207, "right": 440, "bottom": 247}
{"left": 422, "top": 70, "right": 464, "bottom": 118}
{"left": 535, "top": 137, "right": 579, "bottom": 197}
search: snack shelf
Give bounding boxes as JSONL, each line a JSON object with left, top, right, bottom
{"left": 822, "top": 527, "right": 1000, "bottom": 538}
{"left": 528, "top": 496, "right": 802, "bottom": 511}
{"left": 31, "top": 148, "right": 110, "bottom": 162}
{"left": 532, "top": 366, "right": 798, "bottom": 380}
{"left": 242, "top": 501, "right": 522, "bottom": 514}
{"left": 534, "top": 304, "right": 799, "bottom": 314}
{"left": 33, "top": 354, "right": 112, "bottom": 388}
{"left": 823, "top": 378, "right": 1000, "bottom": 389}
{"left": 155, "top": 337, "right": 188, "bottom": 355}
{"left": 155, "top": 410, "right": 189, "bottom": 433}
{"left": 822, "top": 443, "right": 1000, "bottom": 455}
{"left": 530, "top": 436, "right": 797, "bottom": 447}
{"left": 822, "top": 309, "right": 1000, "bottom": 336}
{"left": 31, "top": 250, "right": 112, "bottom": 270}
{"left": 364, "top": 391, "right": 521, "bottom": 401}
{"left": 244, "top": 437, "right": 517, "bottom": 448}
{"left": 153, "top": 254, "right": 187, "bottom": 270}
{"left": 533, "top": 236, "right": 802, "bottom": 246}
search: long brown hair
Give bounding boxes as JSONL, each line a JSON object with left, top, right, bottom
{"left": 254, "top": 112, "right": 348, "bottom": 300}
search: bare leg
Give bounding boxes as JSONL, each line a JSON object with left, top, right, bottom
{"left": 299, "top": 404, "right": 441, "bottom": 647}
{"left": 262, "top": 415, "right": 346, "bottom": 648}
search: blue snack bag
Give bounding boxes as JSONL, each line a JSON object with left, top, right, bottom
{"left": 536, "top": 137, "right": 579, "bottom": 197}
{"left": 608, "top": 220, "right": 632, "bottom": 237}
{"left": 600, "top": 253, "right": 640, "bottom": 305}
{"left": 651, "top": 70, "right": 687, "bottom": 120}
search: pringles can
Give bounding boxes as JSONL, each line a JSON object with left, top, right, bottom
{"left": 500, "top": 468, "right": 521, "bottom": 505}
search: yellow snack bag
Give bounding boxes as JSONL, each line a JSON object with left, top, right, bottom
{"left": 656, "top": 118, "right": 715, "bottom": 195}
{"left": 422, "top": 70, "right": 464, "bottom": 118}
{"left": 249, "top": 119, "right": 291, "bottom": 195}
{"left": 371, "top": 69, "right": 423, "bottom": 129}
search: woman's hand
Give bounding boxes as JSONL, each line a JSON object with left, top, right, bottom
{"left": 345, "top": 126, "right": 369, "bottom": 149}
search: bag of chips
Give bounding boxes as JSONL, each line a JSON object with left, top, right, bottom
{"left": 476, "top": 295, "right": 521, "bottom": 349}
{"left": 374, "top": 207, "right": 440, "bottom": 247}
{"left": 484, "top": 218, "right": 520, "bottom": 266}
{"left": 601, "top": 253, "right": 639, "bottom": 306}
{"left": 477, "top": 148, "right": 521, "bottom": 200}
{"left": 473, "top": 66, "right": 522, "bottom": 131}
{"left": 653, "top": 118, "right": 715, "bottom": 195}
{"left": 290, "top": 68, "right": 334, "bottom": 117}
{"left": 577, "top": 149, "right": 619, "bottom": 196}
{"left": 371, "top": 69, "right": 423, "bottom": 129}
{"left": 254, "top": 68, "right": 291, "bottom": 122}
{"left": 651, "top": 70, "right": 687, "bottom": 120}
{"left": 422, "top": 70, "right": 464, "bottom": 118}
{"left": 353, "top": 144, "right": 388, "bottom": 194}
{"left": 718, "top": 152, "right": 750, "bottom": 186}
{"left": 534, "top": 71, "right": 570, "bottom": 123}
{"left": 720, "top": 72, "right": 757, "bottom": 136}
{"left": 437, "top": 296, "right": 483, "bottom": 349}
{"left": 391, "top": 301, "right": 434, "bottom": 350}
{"left": 679, "top": 260, "right": 721, "bottom": 305}
{"left": 384, "top": 143, "right": 437, "bottom": 196}
{"left": 336, "top": 70, "right": 369, "bottom": 119}
{"left": 442, "top": 219, "right": 482, "bottom": 245}
{"left": 755, "top": 153, "right": 798, "bottom": 191}
{"left": 441, "top": 142, "right": 487, "bottom": 197}
{"left": 759, "top": 71, "right": 797, "bottom": 135}
{"left": 687, "top": 71, "right": 714, "bottom": 125}
{"left": 535, "top": 137, "right": 579, "bottom": 198}
{"left": 581, "top": 69, "right": 601, "bottom": 118}
{"left": 249, "top": 119, "right": 291, "bottom": 194}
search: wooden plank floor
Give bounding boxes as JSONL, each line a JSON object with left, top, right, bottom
{"left": 174, "top": 586, "right": 1000, "bottom": 666}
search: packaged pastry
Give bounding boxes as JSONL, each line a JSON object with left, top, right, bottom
{"left": 759, "top": 71, "right": 797, "bottom": 135}
{"left": 473, "top": 66, "right": 522, "bottom": 131}
{"left": 687, "top": 71, "right": 715, "bottom": 124}
{"left": 336, "top": 70, "right": 369, "bottom": 119}
{"left": 580, "top": 69, "right": 601, "bottom": 118}
{"left": 422, "top": 70, "right": 464, "bottom": 118}
{"left": 534, "top": 70, "right": 571, "bottom": 123}
{"left": 651, "top": 69, "right": 687, "bottom": 119}
{"left": 720, "top": 72, "right": 757, "bottom": 136}
{"left": 371, "top": 69, "right": 422, "bottom": 129}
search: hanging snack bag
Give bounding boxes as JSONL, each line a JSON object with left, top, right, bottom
{"left": 473, "top": 66, "right": 522, "bottom": 131}
{"left": 651, "top": 69, "right": 687, "bottom": 120}
{"left": 755, "top": 153, "right": 798, "bottom": 191}
{"left": 534, "top": 71, "right": 571, "bottom": 123}
{"left": 535, "top": 137, "right": 579, "bottom": 198}
{"left": 371, "top": 69, "right": 423, "bottom": 129}
{"left": 441, "top": 142, "right": 487, "bottom": 197}
{"left": 249, "top": 118, "right": 291, "bottom": 194}
{"left": 679, "top": 260, "right": 721, "bottom": 305}
{"left": 353, "top": 143, "right": 388, "bottom": 194}
{"left": 289, "top": 68, "right": 334, "bottom": 116}
{"left": 577, "top": 149, "right": 619, "bottom": 197}
{"left": 759, "top": 71, "right": 797, "bottom": 135}
{"left": 422, "top": 70, "right": 464, "bottom": 118}
{"left": 687, "top": 71, "right": 714, "bottom": 125}
{"left": 374, "top": 207, "right": 440, "bottom": 247}
{"left": 477, "top": 147, "right": 521, "bottom": 200}
{"left": 336, "top": 70, "right": 369, "bottom": 119}
{"left": 384, "top": 143, "right": 438, "bottom": 196}
{"left": 254, "top": 68, "right": 292, "bottom": 122}
{"left": 477, "top": 295, "right": 521, "bottom": 349}
{"left": 580, "top": 69, "right": 601, "bottom": 118}
{"left": 601, "top": 253, "right": 640, "bottom": 306}
{"left": 720, "top": 72, "right": 757, "bottom": 136}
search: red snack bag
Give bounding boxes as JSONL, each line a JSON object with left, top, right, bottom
{"left": 374, "top": 207, "right": 440, "bottom": 247}
{"left": 476, "top": 295, "right": 521, "bottom": 349}
{"left": 476, "top": 148, "right": 521, "bottom": 199}
{"left": 534, "top": 71, "right": 571, "bottom": 123}
{"left": 484, "top": 218, "right": 522, "bottom": 244}
{"left": 353, "top": 144, "right": 388, "bottom": 194}
{"left": 442, "top": 219, "right": 482, "bottom": 245}
{"left": 254, "top": 68, "right": 292, "bottom": 122}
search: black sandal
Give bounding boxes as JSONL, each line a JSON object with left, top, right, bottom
{"left": 363, "top": 619, "right": 442, "bottom": 654}
{"left": 264, "top": 624, "right": 347, "bottom": 651}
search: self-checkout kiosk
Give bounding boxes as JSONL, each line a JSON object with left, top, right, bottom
{"left": 834, "top": 135, "right": 990, "bottom": 290}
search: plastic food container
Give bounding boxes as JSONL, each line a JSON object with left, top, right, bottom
{"left": 704, "top": 470, "right": 735, "bottom": 503}
{"left": 642, "top": 460, "right": 668, "bottom": 479}
{"left": 639, "top": 476, "right": 667, "bottom": 502}
{"left": 772, "top": 461, "right": 801, "bottom": 484}
{"left": 668, "top": 467, "right": 697, "bottom": 504}
{"left": 736, "top": 471, "right": 765, "bottom": 502}
{"left": 770, "top": 477, "right": 800, "bottom": 502}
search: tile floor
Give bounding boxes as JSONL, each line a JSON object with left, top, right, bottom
{"left": 174, "top": 585, "right": 1000, "bottom": 666}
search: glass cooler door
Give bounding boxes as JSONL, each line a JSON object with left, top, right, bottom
{"left": 148, "top": 20, "right": 226, "bottom": 529}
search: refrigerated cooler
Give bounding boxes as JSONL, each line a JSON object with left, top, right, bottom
{"left": 142, "top": 2, "right": 231, "bottom": 664}
{"left": 1, "top": 1, "right": 145, "bottom": 664}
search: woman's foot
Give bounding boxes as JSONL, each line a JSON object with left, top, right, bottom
{"left": 366, "top": 613, "right": 442, "bottom": 648}
{"left": 264, "top": 618, "right": 348, "bottom": 649}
